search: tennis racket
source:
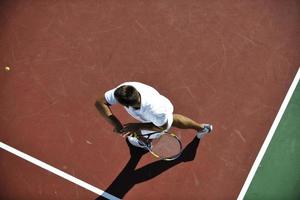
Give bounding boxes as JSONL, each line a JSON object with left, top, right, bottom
{"left": 133, "top": 131, "right": 183, "bottom": 161}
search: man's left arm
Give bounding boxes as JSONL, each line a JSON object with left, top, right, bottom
{"left": 120, "top": 121, "right": 168, "bottom": 137}
{"left": 136, "top": 121, "right": 168, "bottom": 132}
{"left": 121, "top": 110, "right": 169, "bottom": 135}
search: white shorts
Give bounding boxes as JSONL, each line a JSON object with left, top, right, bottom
{"left": 127, "top": 113, "right": 173, "bottom": 148}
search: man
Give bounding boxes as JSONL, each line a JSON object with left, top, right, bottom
{"left": 95, "top": 82, "right": 212, "bottom": 148}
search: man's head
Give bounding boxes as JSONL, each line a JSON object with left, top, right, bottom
{"left": 114, "top": 85, "right": 141, "bottom": 108}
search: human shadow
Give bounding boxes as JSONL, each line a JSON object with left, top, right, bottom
{"left": 96, "top": 136, "right": 201, "bottom": 200}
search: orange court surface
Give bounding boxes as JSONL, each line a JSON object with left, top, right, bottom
{"left": 1, "top": 1, "right": 300, "bottom": 199}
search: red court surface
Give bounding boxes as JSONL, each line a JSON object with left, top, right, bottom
{"left": 1, "top": 1, "right": 300, "bottom": 199}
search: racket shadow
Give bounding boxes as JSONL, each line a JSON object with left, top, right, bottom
{"left": 96, "top": 136, "right": 202, "bottom": 200}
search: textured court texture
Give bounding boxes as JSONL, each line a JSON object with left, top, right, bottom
{"left": 1, "top": 1, "right": 300, "bottom": 199}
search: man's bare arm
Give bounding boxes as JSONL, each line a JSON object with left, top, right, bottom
{"left": 95, "top": 96, "right": 123, "bottom": 133}
{"left": 137, "top": 122, "right": 168, "bottom": 132}
{"left": 122, "top": 122, "right": 168, "bottom": 135}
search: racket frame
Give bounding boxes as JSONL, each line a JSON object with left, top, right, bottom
{"left": 134, "top": 131, "right": 183, "bottom": 161}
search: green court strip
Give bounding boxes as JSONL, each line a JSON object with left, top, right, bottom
{"left": 238, "top": 68, "right": 300, "bottom": 200}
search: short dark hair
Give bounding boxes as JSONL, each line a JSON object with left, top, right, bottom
{"left": 114, "top": 85, "right": 139, "bottom": 106}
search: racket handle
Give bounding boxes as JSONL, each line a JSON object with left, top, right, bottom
{"left": 133, "top": 132, "right": 152, "bottom": 148}
{"left": 133, "top": 132, "right": 138, "bottom": 138}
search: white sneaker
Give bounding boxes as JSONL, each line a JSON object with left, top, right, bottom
{"left": 196, "top": 124, "right": 213, "bottom": 139}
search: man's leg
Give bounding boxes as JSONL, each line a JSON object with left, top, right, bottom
{"left": 172, "top": 114, "right": 204, "bottom": 131}
{"left": 172, "top": 114, "right": 213, "bottom": 139}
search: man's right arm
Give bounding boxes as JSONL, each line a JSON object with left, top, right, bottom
{"left": 95, "top": 96, "right": 123, "bottom": 133}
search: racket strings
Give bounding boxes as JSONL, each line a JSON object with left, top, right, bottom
{"left": 151, "top": 134, "right": 181, "bottom": 159}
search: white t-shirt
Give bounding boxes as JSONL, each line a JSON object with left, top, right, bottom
{"left": 104, "top": 82, "right": 174, "bottom": 128}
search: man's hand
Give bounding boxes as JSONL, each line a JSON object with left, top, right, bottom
{"left": 95, "top": 97, "right": 124, "bottom": 134}
{"left": 123, "top": 129, "right": 150, "bottom": 147}
{"left": 120, "top": 123, "right": 140, "bottom": 137}
{"left": 113, "top": 123, "right": 124, "bottom": 134}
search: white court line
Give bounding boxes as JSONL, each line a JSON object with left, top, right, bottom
{"left": 0, "top": 142, "right": 120, "bottom": 200}
{"left": 237, "top": 67, "right": 300, "bottom": 200}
